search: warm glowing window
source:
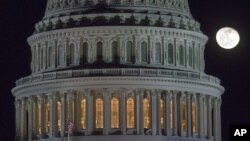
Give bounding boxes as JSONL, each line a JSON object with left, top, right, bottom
{"left": 192, "top": 101, "right": 197, "bottom": 133}
{"left": 160, "top": 99, "right": 164, "bottom": 128}
{"left": 170, "top": 99, "right": 173, "bottom": 128}
{"left": 45, "top": 101, "right": 50, "bottom": 134}
{"left": 182, "top": 98, "right": 187, "bottom": 132}
{"left": 37, "top": 104, "right": 41, "bottom": 135}
{"left": 143, "top": 98, "right": 150, "bottom": 128}
{"left": 81, "top": 98, "right": 86, "bottom": 129}
{"left": 111, "top": 97, "right": 119, "bottom": 128}
{"left": 96, "top": 98, "right": 103, "bottom": 128}
{"left": 127, "top": 98, "right": 135, "bottom": 128}
{"left": 57, "top": 101, "right": 61, "bottom": 131}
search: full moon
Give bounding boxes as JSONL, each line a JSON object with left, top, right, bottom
{"left": 216, "top": 27, "right": 240, "bottom": 49}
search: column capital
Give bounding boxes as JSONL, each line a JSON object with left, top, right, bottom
{"left": 136, "top": 88, "right": 144, "bottom": 94}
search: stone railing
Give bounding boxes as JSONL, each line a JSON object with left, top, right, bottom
{"left": 16, "top": 68, "right": 221, "bottom": 86}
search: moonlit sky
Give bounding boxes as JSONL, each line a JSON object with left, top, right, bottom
{"left": 0, "top": 0, "right": 250, "bottom": 141}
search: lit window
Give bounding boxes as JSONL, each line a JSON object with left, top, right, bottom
{"left": 57, "top": 101, "right": 61, "bottom": 131}
{"left": 111, "top": 97, "right": 119, "bottom": 128}
{"left": 127, "top": 97, "right": 135, "bottom": 128}
{"left": 155, "top": 43, "right": 162, "bottom": 63}
{"left": 143, "top": 98, "right": 150, "bottom": 128}
{"left": 141, "top": 42, "right": 148, "bottom": 63}
{"left": 45, "top": 101, "right": 50, "bottom": 134}
{"left": 168, "top": 43, "right": 174, "bottom": 64}
{"left": 81, "top": 98, "right": 86, "bottom": 129}
{"left": 182, "top": 98, "right": 187, "bottom": 132}
{"left": 160, "top": 99, "right": 164, "bottom": 128}
{"left": 192, "top": 101, "right": 197, "bottom": 133}
{"left": 96, "top": 98, "right": 103, "bottom": 128}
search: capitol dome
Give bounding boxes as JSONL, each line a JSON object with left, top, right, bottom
{"left": 12, "top": 0, "right": 224, "bottom": 141}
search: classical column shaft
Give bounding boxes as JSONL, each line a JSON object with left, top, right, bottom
{"left": 120, "top": 89, "right": 126, "bottom": 135}
{"left": 48, "top": 95, "right": 54, "bottom": 138}
{"left": 218, "top": 99, "right": 222, "bottom": 141}
{"left": 103, "top": 89, "right": 110, "bottom": 135}
{"left": 156, "top": 91, "right": 162, "bottom": 135}
{"left": 39, "top": 95, "right": 46, "bottom": 138}
{"left": 15, "top": 100, "right": 20, "bottom": 140}
{"left": 213, "top": 98, "right": 219, "bottom": 141}
{"left": 21, "top": 99, "right": 27, "bottom": 141}
{"left": 198, "top": 95, "right": 204, "bottom": 138}
{"left": 136, "top": 92, "right": 140, "bottom": 134}
{"left": 207, "top": 96, "right": 212, "bottom": 139}
{"left": 75, "top": 93, "right": 81, "bottom": 131}
{"left": 67, "top": 91, "right": 74, "bottom": 133}
{"left": 151, "top": 91, "right": 157, "bottom": 135}
{"left": 173, "top": 92, "right": 178, "bottom": 136}
{"left": 28, "top": 98, "right": 34, "bottom": 141}
{"left": 139, "top": 90, "right": 144, "bottom": 135}
{"left": 54, "top": 95, "right": 59, "bottom": 137}
{"left": 177, "top": 93, "right": 183, "bottom": 136}
{"left": 60, "top": 93, "right": 66, "bottom": 137}
{"left": 165, "top": 92, "right": 171, "bottom": 136}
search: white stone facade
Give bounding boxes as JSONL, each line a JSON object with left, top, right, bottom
{"left": 12, "top": 0, "right": 224, "bottom": 141}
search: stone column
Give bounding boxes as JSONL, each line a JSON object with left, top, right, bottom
{"left": 207, "top": 96, "right": 212, "bottom": 139}
{"left": 60, "top": 92, "right": 66, "bottom": 137}
{"left": 186, "top": 93, "right": 192, "bottom": 137}
{"left": 173, "top": 91, "right": 178, "bottom": 136}
{"left": 21, "top": 98, "right": 27, "bottom": 141}
{"left": 67, "top": 90, "right": 75, "bottom": 134}
{"left": 75, "top": 91, "right": 82, "bottom": 132}
{"left": 38, "top": 95, "right": 46, "bottom": 138}
{"left": 218, "top": 99, "right": 222, "bottom": 141}
{"left": 135, "top": 91, "right": 140, "bottom": 135}
{"left": 28, "top": 97, "right": 34, "bottom": 141}
{"left": 15, "top": 100, "right": 21, "bottom": 140}
{"left": 198, "top": 94, "right": 204, "bottom": 139}
{"left": 165, "top": 91, "right": 172, "bottom": 136}
{"left": 156, "top": 90, "right": 162, "bottom": 135}
{"left": 151, "top": 90, "right": 157, "bottom": 135}
{"left": 48, "top": 94, "right": 54, "bottom": 138}
{"left": 139, "top": 89, "right": 144, "bottom": 135}
{"left": 120, "top": 89, "right": 127, "bottom": 135}
{"left": 213, "top": 98, "right": 219, "bottom": 141}
{"left": 177, "top": 92, "right": 183, "bottom": 136}
{"left": 103, "top": 88, "right": 110, "bottom": 135}
{"left": 85, "top": 89, "right": 93, "bottom": 135}
{"left": 54, "top": 94, "right": 59, "bottom": 137}
{"left": 32, "top": 98, "right": 38, "bottom": 138}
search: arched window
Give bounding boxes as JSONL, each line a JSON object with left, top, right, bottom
{"left": 96, "top": 98, "right": 103, "bottom": 128}
{"left": 143, "top": 98, "right": 150, "bottom": 128}
{"left": 127, "top": 97, "right": 135, "bottom": 128}
{"left": 82, "top": 42, "right": 88, "bottom": 64}
{"left": 182, "top": 97, "right": 187, "bottom": 132}
{"left": 179, "top": 45, "right": 184, "bottom": 65}
{"left": 160, "top": 98, "right": 164, "bottom": 128}
{"left": 112, "top": 41, "right": 119, "bottom": 63}
{"left": 48, "top": 47, "right": 53, "bottom": 67}
{"left": 58, "top": 45, "right": 64, "bottom": 65}
{"left": 141, "top": 41, "right": 148, "bottom": 63}
{"left": 189, "top": 46, "right": 193, "bottom": 67}
{"left": 155, "top": 42, "right": 162, "bottom": 63}
{"left": 97, "top": 42, "right": 103, "bottom": 61}
{"left": 126, "top": 41, "right": 133, "bottom": 63}
{"left": 111, "top": 97, "right": 119, "bottom": 128}
{"left": 192, "top": 100, "right": 197, "bottom": 133}
{"left": 45, "top": 101, "right": 50, "bottom": 134}
{"left": 57, "top": 101, "right": 61, "bottom": 131}
{"left": 70, "top": 43, "right": 75, "bottom": 64}
{"left": 168, "top": 43, "right": 174, "bottom": 64}
{"left": 81, "top": 98, "right": 86, "bottom": 129}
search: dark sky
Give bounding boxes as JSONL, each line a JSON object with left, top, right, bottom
{"left": 0, "top": 0, "right": 249, "bottom": 141}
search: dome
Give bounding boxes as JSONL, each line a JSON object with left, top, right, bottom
{"left": 13, "top": 0, "right": 224, "bottom": 141}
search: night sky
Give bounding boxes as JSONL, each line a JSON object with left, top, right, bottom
{"left": 0, "top": 0, "right": 250, "bottom": 141}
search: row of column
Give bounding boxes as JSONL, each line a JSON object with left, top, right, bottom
{"left": 15, "top": 89, "right": 221, "bottom": 141}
